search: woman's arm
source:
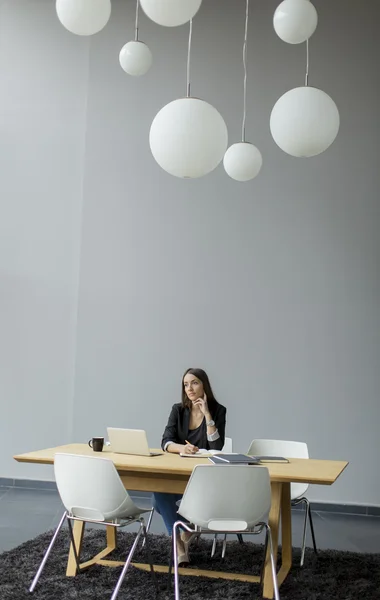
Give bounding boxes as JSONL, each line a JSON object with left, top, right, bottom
{"left": 161, "top": 404, "right": 180, "bottom": 451}
{"left": 166, "top": 442, "right": 186, "bottom": 454}
{"left": 207, "top": 405, "right": 226, "bottom": 451}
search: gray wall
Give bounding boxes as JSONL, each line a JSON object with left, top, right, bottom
{"left": 1, "top": 0, "right": 379, "bottom": 505}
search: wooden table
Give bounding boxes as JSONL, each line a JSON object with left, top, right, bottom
{"left": 14, "top": 444, "right": 348, "bottom": 599}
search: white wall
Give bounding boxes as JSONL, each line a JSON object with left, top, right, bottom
{"left": 1, "top": 0, "right": 379, "bottom": 505}
{"left": 0, "top": 0, "right": 89, "bottom": 479}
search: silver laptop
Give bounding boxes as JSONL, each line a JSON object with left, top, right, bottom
{"left": 107, "top": 428, "right": 162, "bottom": 457}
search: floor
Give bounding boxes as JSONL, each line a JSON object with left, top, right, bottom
{"left": 0, "top": 485, "right": 379, "bottom": 555}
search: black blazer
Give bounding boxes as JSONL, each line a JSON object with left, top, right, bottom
{"left": 161, "top": 402, "right": 227, "bottom": 451}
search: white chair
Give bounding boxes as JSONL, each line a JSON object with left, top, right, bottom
{"left": 170, "top": 464, "right": 280, "bottom": 600}
{"left": 210, "top": 437, "right": 245, "bottom": 557}
{"left": 29, "top": 453, "right": 158, "bottom": 600}
{"left": 248, "top": 439, "right": 317, "bottom": 566}
{"left": 145, "top": 436, "right": 235, "bottom": 547}
{"left": 222, "top": 436, "right": 233, "bottom": 453}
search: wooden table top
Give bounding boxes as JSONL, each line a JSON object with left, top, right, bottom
{"left": 14, "top": 443, "right": 348, "bottom": 486}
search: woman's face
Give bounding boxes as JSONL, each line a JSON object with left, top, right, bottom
{"left": 183, "top": 373, "right": 204, "bottom": 403}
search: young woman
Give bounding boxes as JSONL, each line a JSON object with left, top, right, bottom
{"left": 153, "top": 368, "right": 227, "bottom": 565}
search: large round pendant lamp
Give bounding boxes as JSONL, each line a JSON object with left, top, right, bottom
{"left": 56, "top": 0, "right": 111, "bottom": 35}
{"left": 140, "top": 0, "right": 202, "bottom": 27}
{"left": 270, "top": 86, "right": 340, "bottom": 157}
{"left": 150, "top": 97, "right": 228, "bottom": 178}
{"left": 274, "top": 0, "right": 318, "bottom": 44}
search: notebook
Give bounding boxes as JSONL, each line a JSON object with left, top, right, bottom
{"left": 180, "top": 449, "right": 218, "bottom": 457}
{"left": 252, "top": 455, "right": 289, "bottom": 463}
{"left": 209, "top": 453, "right": 260, "bottom": 465}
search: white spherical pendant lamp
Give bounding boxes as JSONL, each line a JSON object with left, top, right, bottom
{"left": 150, "top": 98, "right": 228, "bottom": 178}
{"left": 274, "top": 0, "right": 318, "bottom": 44}
{"left": 270, "top": 86, "right": 340, "bottom": 157}
{"left": 119, "top": 41, "right": 152, "bottom": 76}
{"left": 56, "top": 0, "right": 111, "bottom": 36}
{"left": 224, "top": 142, "right": 262, "bottom": 182}
{"left": 140, "top": 0, "right": 202, "bottom": 27}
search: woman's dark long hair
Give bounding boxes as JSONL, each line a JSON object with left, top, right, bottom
{"left": 181, "top": 368, "right": 218, "bottom": 413}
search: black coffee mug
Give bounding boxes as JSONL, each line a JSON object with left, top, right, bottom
{"left": 88, "top": 437, "right": 104, "bottom": 452}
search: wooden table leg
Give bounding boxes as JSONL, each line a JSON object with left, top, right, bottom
{"left": 66, "top": 523, "right": 118, "bottom": 575}
{"left": 66, "top": 520, "right": 85, "bottom": 576}
{"left": 106, "top": 525, "right": 117, "bottom": 552}
{"left": 277, "top": 482, "right": 292, "bottom": 586}
{"left": 263, "top": 482, "right": 282, "bottom": 599}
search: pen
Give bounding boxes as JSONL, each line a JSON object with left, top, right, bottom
{"left": 185, "top": 440, "right": 198, "bottom": 454}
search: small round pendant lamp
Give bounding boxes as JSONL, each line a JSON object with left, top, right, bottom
{"left": 274, "top": 0, "right": 318, "bottom": 45}
{"left": 119, "top": 1, "right": 152, "bottom": 76}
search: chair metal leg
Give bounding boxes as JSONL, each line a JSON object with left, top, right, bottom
{"left": 110, "top": 522, "right": 145, "bottom": 600}
{"left": 308, "top": 503, "right": 318, "bottom": 555}
{"left": 142, "top": 508, "right": 154, "bottom": 548}
{"left": 294, "top": 496, "right": 318, "bottom": 566}
{"left": 221, "top": 533, "right": 227, "bottom": 559}
{"left": 141, "top": 522, "right": 159, "bottom": 595}
{"left": 260, "top": 529, "right": 269, "bottom": 587}
{"left": 265, "top": 525, "right": 280, "bottom": 600}
{"left": 167, "top": 533, "right": 174, "bottom": 590}
{"left": 29, "top": 511, "right": 67, "bottom": 593}
{"left": 212, "top": 532, "right": 243, "bottom": 559}
{"left": 211, "top": 533, "right": 218, "bottom": 557}
{"left": 299, "top": 498, "right": 309, "bottom": 567}
{"left": 173, "top": 522, "right": 181, "bottom": 600}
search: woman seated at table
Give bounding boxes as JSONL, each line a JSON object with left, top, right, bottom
{"left": 153, "top": 367, "right": 226, "bottom": 566}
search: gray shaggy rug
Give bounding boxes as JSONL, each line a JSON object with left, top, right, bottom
{"left": 0, "top": 528, "right": 379, "bottom": 599}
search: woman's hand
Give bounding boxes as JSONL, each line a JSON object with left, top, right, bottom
{"left": 194, "top": 393, "right": 210, "bottom": 417}
{"left": 183, "top": 443, "right": 199, "bottom": 454}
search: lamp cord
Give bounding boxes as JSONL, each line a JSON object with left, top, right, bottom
{"left": 186, "top": 18, "right": 193, "bottom": 97}
{"left": 134, "top": 0, "right": 139, "bottom": 41}
{"left": 242, "top": 0, "right": 249, "bottom": 142}
{"left": 305, "top": 38, "right": 309, "bottom": 86}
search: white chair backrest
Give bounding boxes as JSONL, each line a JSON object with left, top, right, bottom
{"left": 178, "top": 464, "right": 271, "bottom": 531}
{"left": 247, "top": 439, "right": 309, "bottom": 500}
{"left": 54, "top": 453, "right": 137, "bottom": 521}
{"left": 222, "top": 437, "right": 233, "bottom": 453}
